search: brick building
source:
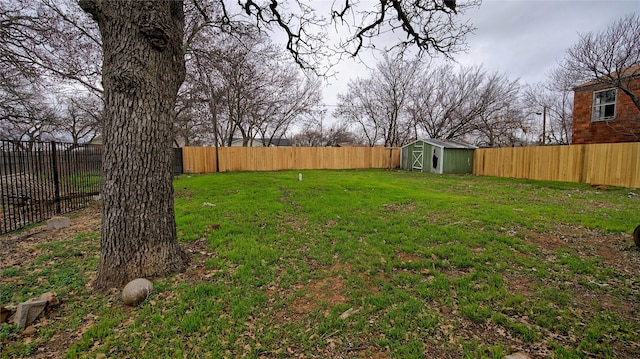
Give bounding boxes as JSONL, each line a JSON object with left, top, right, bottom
{"left": 572, "top": 66, "right": 640, "bottom": 144}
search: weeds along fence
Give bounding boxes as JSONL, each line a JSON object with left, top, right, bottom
{"left": 473, "top": 142, "right": 640, "bottom": 188}
{"left": 181, "top": 146, "right": 401, "bottom": 173}
{"left": 0, "top": 140, "right": 102, "bottom": 234}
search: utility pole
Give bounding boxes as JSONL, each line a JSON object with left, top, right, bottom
{"left": 542, "top": 106, "right": 547, "bottom": 145}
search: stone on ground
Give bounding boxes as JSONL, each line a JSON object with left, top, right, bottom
{"left": 13, "top": 300, "right": 47, "bottom": 331}
{"left": 122, "top": 278, "right": 153, "bottom": 306}
{"left": 503, "top": 353, "right": 531, "bottom": 359}
{"left": 11, "top": 291, "right": 59, "bottom": 330}
{"left": 38, "top": 292, "right": 59, "bottom": 307}
{"left": 46, "top": 216, "right": 70, "bottom": 230}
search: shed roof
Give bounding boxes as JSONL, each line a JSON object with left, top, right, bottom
{"left": 402, "top": 139, "right": 477, "bottom": 150}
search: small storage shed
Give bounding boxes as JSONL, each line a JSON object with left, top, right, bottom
{"left": 400, "top": 139, "right": 477, "bottom": 174}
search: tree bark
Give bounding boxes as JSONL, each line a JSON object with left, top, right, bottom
{"left": 79, "top": 0, "right": 189, "bottom": 292}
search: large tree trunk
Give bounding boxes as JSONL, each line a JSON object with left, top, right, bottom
{"left": 79, "top": 0, "right": 189, "bottom": 292}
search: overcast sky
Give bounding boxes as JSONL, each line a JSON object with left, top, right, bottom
{"left": 321, "top": 0, "right": 639, "bottom": 112}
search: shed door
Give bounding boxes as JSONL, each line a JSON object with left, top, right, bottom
{"left": 411, "top": 142, "right": 424, "bottom": 171}
{"left": 431, "top": 146, "right": 443, "bottom": 174}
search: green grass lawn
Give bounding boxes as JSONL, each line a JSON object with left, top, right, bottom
{"left": 1, "top": 170, "right": 639, "bottom": 358}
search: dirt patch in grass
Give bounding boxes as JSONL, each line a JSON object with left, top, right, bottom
{"left": 280, "top": 218, "right": 309, "bottom": 233}
{"left": 324, "top": 219, "right": 338, "bottom": 227}
{"left": 442, "top": 314, "right": 549, "bottom": 357}
{"left": 290, "top": 276, "right": 348, "bottom": 314}
{"left": 524, "top": 231, "right": 567, "bottom": 251}
{"left": 381, "top": 201, "right": 416, "bottom": 214}
{"left": 0, "top": 204, "right": 101, "bottom": 272}
{"left": 525, "top": 224, "right": 640, "bottom": 276}
{"left": 505, "top": 273, "right": 535, "bottom": 297}
{"left": 278, "top": 188, "right": 302, "bottom": 210}
{"left": 521, "top": 224, "right": 640, "bottom": 358}
{"left": 439, "top": 264, "right": 476, "bottom": 280}
{"left": 395, "top": 250, "right": 423, "bottom": 263}
{"left": 577, "top": 289, "right": 637, "bottom": 320}
{"left": 273, "top": 263, "right": 351, "bottom": 320}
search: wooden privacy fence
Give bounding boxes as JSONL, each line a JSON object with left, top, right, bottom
{"left": 182, "top": 146, "right": 400, "bottom": 173}
{"left": 473, "top": 142, "right": 640, "bottom": 188}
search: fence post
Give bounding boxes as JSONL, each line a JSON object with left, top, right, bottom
{"left": 173, "top": 147, "right": 183, "bottom": 175}
{"left": 50, "top": 142, "right": 62, "bottom": 214}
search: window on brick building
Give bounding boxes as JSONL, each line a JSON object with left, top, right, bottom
{"left": 592, "top": 88, "right": 617, "bottom": 122}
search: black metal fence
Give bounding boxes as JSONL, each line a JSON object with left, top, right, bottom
{"left": 1, "top": 141, "right": 185, "bottom": 235}
{"left": 0, "top": 140, "right": 102, "bottom": 235}
{"left": 174, "top": 147, "right": 183, "bottom": 175}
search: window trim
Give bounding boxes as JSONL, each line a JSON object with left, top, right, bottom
{"left": 591, "top": 88, "right": 617, "bottom": 122}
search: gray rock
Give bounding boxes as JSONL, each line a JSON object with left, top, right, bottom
{"left": 503, "top": 353, "right": 531, "bottom": 359}
{"left": 46, "top": 216, "right": 70, "bottom": 230}
{"left": 122, "top": 278, "right": 153, "bottom": 306}
{"left": 13, "top": 300, "right": 47, "bottom": 331}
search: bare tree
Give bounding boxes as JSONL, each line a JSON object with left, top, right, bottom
{"left": 407, "top": 64, "right": 524, "bottom": 146}
{"left": 335, "top": 53, "right": 421, "bottom": 147}
{"left": 0, "top": 0, "right": 103, "bottom": 144}
{"left": 406, "top": 65, "right": 448, "bottom": 140}
{"left": 523, "top": 78, "right": 573, "bottom": 146}
{"left": 328, "top": 0, "right": 478, "bottom": 61}
{"left": 177, "top": 0, "right": 232, "bottom": 147}
{"left": 174, "top": 79, "right": 213, "bottom": 146}
{"left": 0, "top": 67, "right": 57, "bottom": 142}
{"left": 53, "top": 94, "right": 103, "bottom": 145}
{"left": 212, "top": 33, "right": 282, "bottom": 146}
{"left": 466, "top": 71, "right": 523, "bottom": 147}
{"left": 0, "top": 0, "right": 45, "bottom": 82}
{"left": 292, "top": 121, "right": 357, "bottom": 147}
{"left": 38, "top": 0, "right": 103, "bottom": 94}
{"left": 184, "top": 28, "right": 323, "bottom": 147}
{"left": 562, "top": 13, "right": 640, "bottom": 110}
{"left": 410, "top": 65, "right": 486, "bottom": 141}
{"left": 255, "top": 69, "right": 323, "bottom": 146}
{"left": 0, "top": 1, "right": 53, "bottom": 141}
{"left": 174, "top": 11, "right": 223, "bottom": 148}
{"left": 0, "top": 0, "right": 102, "bottom": 93}
{"left": 335, "top": 79, "right": 383, "bottom": 146}
{"left": 325, "top": 123, "right": 359, "bottom": 147}
{"left": 291, "top": 129, "right": 326, "bottom": 147}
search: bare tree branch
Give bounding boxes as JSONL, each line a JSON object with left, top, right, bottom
{"left": 563, "top": 13, "right": 640, "bottom": 111}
